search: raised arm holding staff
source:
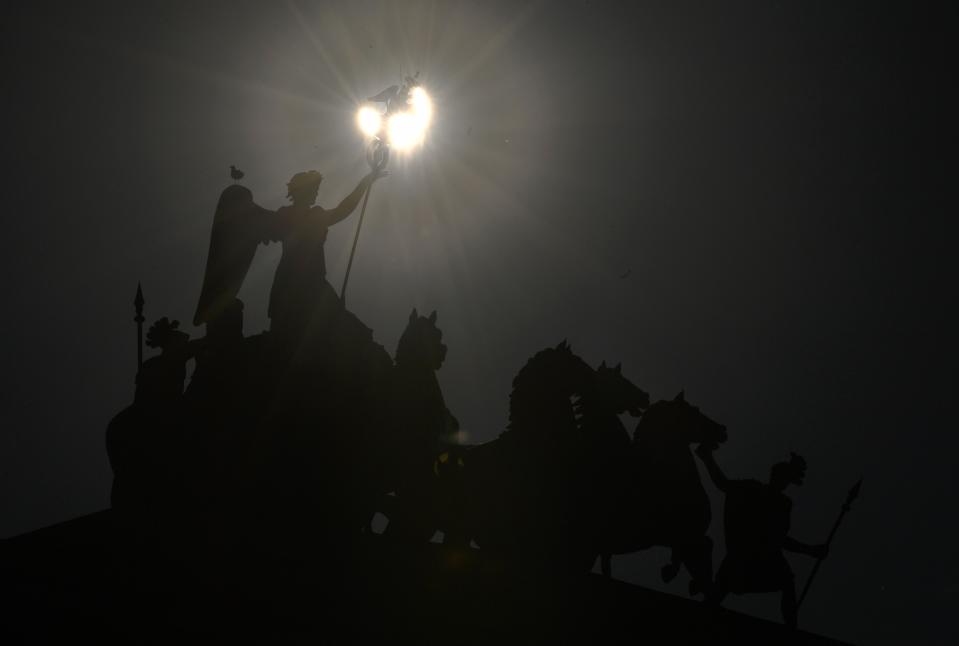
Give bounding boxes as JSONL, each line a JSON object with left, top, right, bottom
{"left": 266, "top": 168, "right": 386, "bottom": 347}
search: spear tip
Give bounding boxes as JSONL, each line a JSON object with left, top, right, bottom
{"left": 847, "top": 478, "right": 863, "bottom": 504}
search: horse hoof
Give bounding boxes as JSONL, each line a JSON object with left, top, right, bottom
{"left": 661, "top": 563, "right": 680, "bottom": 583}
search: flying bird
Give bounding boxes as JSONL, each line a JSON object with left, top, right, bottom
{"left": 230, "top": 165, "right": 244, "bottom": 183}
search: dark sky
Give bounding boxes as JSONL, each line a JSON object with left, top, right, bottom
{"left": 1, "top": 2, "right": 954, "bottom": 643}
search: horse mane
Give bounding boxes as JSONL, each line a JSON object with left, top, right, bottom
{"left": 507, "top": 343, "right": 593, "bottom": 439}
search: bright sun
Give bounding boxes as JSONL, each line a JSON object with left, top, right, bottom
{"left": 357, "top": 86, "right": 432, "bottom": 152}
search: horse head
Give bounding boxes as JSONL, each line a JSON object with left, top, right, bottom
{"left": 507, "top": 340, "right": 595, "bottom": 437}
{"left": 395, "top": 308, "right": 447, "bottom": 370}
{"left": 513, "top": 340, "right": 595, "bottom": 397}
{"left": 594, "top": 361, "right": 650, "bottom": 417}
{"left": 634, "top": 390, "right": 727, "bottom": 449}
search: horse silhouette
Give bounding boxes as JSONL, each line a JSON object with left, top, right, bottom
{"left": 106, "top": 294, "right": 724, "bottom": 598}
{"left": 107, "top": 302, "right": 461, "bottom": 555}
{"left": 598, "top": 391, "right": 727, "bottom": 595}
{"left": 466, "top": 341, "right": 598, "bottom": 567}
{"left": 416, "top": 343, "right": 649, "bottom": 571}
{"left": 371, "top": 341, "right": 588, "bottom": 562}
{"left": 263, "top": 305, "right": 458, "bottom": 539}
{"left": 374, "top": 309, "right": 459, "bottom": 542}
{"left": 408, "top": 345, "right": 725, "bottom": 594}
{"left": 571, "top": 361, "right": 650, "bottom": 574}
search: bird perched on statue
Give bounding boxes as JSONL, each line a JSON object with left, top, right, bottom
{"left": 230, "top": 165, "right": 245, "bottom": 183}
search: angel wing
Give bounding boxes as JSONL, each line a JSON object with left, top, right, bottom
{"left": 193, "top": 184, "right": 272, "bottom": 326}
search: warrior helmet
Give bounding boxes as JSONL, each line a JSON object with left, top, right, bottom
{"left": 771, "top": 452, "right": 807, "bottom": 487}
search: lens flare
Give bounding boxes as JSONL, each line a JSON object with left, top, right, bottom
{"left": 387, "top": 112, "right": 422, "bottom": 151}
{"left": 410, "top": 86, "right": 433, "bottom": 129}
{"left": 356, "top": 87, "right": 432, "bottom": 151}
{"left": 357, "top": 106, "right": 382, "bottom": 137}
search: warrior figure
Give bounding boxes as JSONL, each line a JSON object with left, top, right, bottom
{"left": 695, "top": 444, "right": 828, "bottom": 628}
{"left": 106, "top": 318, "right": 196, "bottom": 513}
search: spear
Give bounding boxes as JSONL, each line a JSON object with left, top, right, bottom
{"left": 339, "top": 177, "right": 375, "bottom": 308}
{"left": 340, "top": 138, "right": 390, "bottom": 307}
{"left": 798, "top": 478, "right": 862, "bottom": 609}
{"left": 343, "top": 77, "right": 431, "bottom": 305}
{"left": 134, "top": 282, "right": 145, "bottom": 371}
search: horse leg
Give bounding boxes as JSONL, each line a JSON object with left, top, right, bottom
{"left": 708, "top": 556, "right": 731, "bottom": 607}
{"left": 677, "top": 535, "right": 714, "bottom": 597}
{"left": 661, "top": 547, "right": 681, "bottom": 583}
{"left": 781, "top": 572, "right": 798, "bottom": 629}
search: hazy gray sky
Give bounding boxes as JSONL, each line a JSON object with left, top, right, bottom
{"left": 1, "top": 2, "right": 954, "bottom": 643}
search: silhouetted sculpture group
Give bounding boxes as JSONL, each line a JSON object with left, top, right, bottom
{"left": 106, "top": 167, "right": 830, "bottom": 630}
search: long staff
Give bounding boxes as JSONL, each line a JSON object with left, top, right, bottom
{"left": 134, "top": 283, "right": 145, "bottom": 370}
{"left": 339, "top": 180, "right": 375, "bottom": 307}
{"left": 340, "top": 140, "right": 388, "bottom": 306}
{"left": 798, "top": 479, "right": 862, "bottom": 609}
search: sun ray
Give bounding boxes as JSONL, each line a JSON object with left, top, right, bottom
{"left": 285, "top": 0, "right": 359, "bottom": 104}
{"left": 442, "top": 0, "right": 546, "bottom": 95}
